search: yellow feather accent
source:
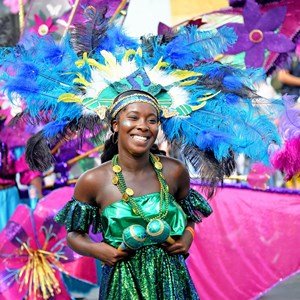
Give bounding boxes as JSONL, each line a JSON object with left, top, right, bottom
{"left": 197, "top": 90, "right": 221, "bottom": 102}
{"left": 75, "top": 52, "right": 87, "bottom": 68}
{"left": 73, "top": 73, "right": 91, "bottom": 87}
{"left": 123, "top": 49, "right": 136, "bottom": 61}
{"left": 170, "top": 70, "right": 201, "bottom": 81}
{"left": 136, "top": 47, "right": 142, "bottom": 57}
{"left": 186, "top": 91, "right": 222, "bottom": 112}
{"left": 89, "top": 50, "right": 118, "bottom": 74}
{"left": 153, "top": 57, "right": 169, "bottom": 71}
{"left": 58, "top": 93, "right": 82, "bottom": 103}
{"left": 75, "top": 60, "right": 84, "bottom": 68}
{"left": 86, "top": 57, "right": 104, "bottom": 69}
{"left": 75, "top": 52, "right": 104, "bottom": 69}
{"left": 191, "top": 101, "right": 207, "bottom": 111}
{"left": 179, "top": 79, "right": 198, "bottom": 86}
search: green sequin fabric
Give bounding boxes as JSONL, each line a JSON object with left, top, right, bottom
{"left": 55, "top": 189, "right": 209, "bottom": 299}
{"left": 101, "top": 192, "right": 187, "bottom": 248}
{"left": 178, "top": 189, "right": 213, "bottom": 223}
{"left": 99, "top": 246, "right": 199, "bottom": 300}
{"left": 54, "top": 197, "right": 102, "bottom": 233}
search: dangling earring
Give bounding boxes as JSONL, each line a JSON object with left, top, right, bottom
{"left": 112, "top": 132, "right": 118, "bottom": 144}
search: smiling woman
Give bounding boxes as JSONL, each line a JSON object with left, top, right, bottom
{"left": 100, "top": 90, "right": 164, "bottom": 163}
{"left": 106, "top": 90, "right": 160, "bottom": 158}
{"left": 114, "top": 102, "right": 158, "bottom": 154}
{"left": 55, "top": 89, "right": 207, "bottom": 299}
{"left": 0, "top": 5, "right": 283, "bottom": 299}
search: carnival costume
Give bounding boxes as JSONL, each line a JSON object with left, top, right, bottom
{"left": 0, "top": 4, "right": 283, "bottom": 299}
{"left": 56, "top": 153, "right": 211, "bottom": 299}
{"left": 0, "top": 107, "right": 40, "bottom": 230}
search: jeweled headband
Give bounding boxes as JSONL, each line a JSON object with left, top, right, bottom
{"left": 109, "top": 92, "right": 161, "bottom": 119}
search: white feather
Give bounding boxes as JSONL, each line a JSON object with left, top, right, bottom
{"left": 145, "top": 66, "right": 177, "bottom": 86}
{"left": 169, "top": 86, "right": 190, "bottom": 108}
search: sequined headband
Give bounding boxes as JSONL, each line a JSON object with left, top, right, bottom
{"left": 109, "top": 93, "right": 161, "bottom": 118}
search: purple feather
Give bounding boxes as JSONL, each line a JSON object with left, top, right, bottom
{"left": 279, "top": 106, "right": 300, "bottom": 140}
{"left": 272, "top": 137, "right": 300, "bottom": 180}
{"left": 158, "top": 22, "right": 173, "bottom": 35}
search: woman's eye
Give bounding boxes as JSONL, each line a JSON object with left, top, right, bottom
{"left": 128, "top": 116, "right": 138, "bottom": 120}
{"left": 149, "top": 119, "right": 158, "bottom": 124}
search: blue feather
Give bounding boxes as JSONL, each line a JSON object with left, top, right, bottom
{"left": 0, "top": 34, "right": 84, "bottom": 125}
{"left": 225, "top": 94, "right": 239, "bottom": 104}
{"left": 97, "top": 27, "right": 138, "bottom": 54}
{"left": 43, "top": 121, "right": 68, "bottom": 138}
{"left": 0, "top": 20, "right": 282, "bottom": 167}
{"left": 142, "top": 26, "right": 237, "bottom": 68}
{"left": 223, "top": 75, "right": 243, "bottom": 90}
{"left": 162, "top": 91, "right": 281, "bottom": 164}
{"left": 165, "top": 26, "right": 237, "bottom": 66}
{"left": 17, "top": 63, "right": 39, "bottom": 79}
{"left": 4, "top": 78, "right": 39, "bottom": 100}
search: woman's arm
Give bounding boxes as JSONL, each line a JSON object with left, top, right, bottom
{"left": 277, "top": 69, "right": 300, "bottom": 86}
{"left": 163, "top": 160, "right": 195, "bottom": 255}
{"left": 67, "top": 232, "right": 129, "bottom": 267}
{"left": 65, "top": 170, "right": 130, "bottom": 266}
{"left": 163, "top": 221, "right": 195, "bottom": 255}
{"left": 29, "top": 176, "right": 43, "bottom": 199}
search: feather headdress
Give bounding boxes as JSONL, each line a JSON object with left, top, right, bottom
{"left": 0, "top": 6, "right": 282, "bottom": 189}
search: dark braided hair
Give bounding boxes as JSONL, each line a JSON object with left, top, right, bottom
{"left": 101, "top": 132, "right": 119, "bottom": 163}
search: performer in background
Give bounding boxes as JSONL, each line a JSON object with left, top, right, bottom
{"left": 272, "top": 43, "right": 300, "bottom": 101}
{"left": 0, "top": 105, "right": 42, "bottom": 231}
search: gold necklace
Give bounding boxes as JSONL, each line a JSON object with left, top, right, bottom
{"left": 111, "top": 154, "right": 170, "bottom": 222}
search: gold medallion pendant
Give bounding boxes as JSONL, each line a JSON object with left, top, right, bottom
{"left": 111, "top": 154, "right": 170, "bottom": 222}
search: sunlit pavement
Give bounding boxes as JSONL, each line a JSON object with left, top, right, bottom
{"left": 74, "top": 273, "right": 300, "bottom": 300}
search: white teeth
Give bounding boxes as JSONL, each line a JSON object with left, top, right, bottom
{"left": 132, "top": 135, "right": 147, "bottom": 141}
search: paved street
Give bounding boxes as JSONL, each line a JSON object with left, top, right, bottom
{"left": 75, "top": 272, "right": 300, "bottom": 300}
{"left": 260, "top": 273, "right": 300, "bottom": 300}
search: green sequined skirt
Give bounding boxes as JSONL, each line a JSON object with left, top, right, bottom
{"left": 99, "top": 246, "right": 199, "bottom": 300}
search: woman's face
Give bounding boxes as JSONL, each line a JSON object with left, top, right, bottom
{"left": 112, "top": 102, "right": 159, "bottom": 156}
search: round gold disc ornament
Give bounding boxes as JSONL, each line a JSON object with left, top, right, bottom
{"left": 154, "top": 161, "right": 163, "bottom": 170}
{"left": 112, "top": 165, "right": 122, "bottom": 173}
{"left": 112, "top": 176, "right": 119, "bottom": 185}
{"left": 112, "top": 154, "right": 170, "bottom": 222}
{"left": 122, "top": 193, "right": 129, "bottom": 202}
{"left": 125, "top": 188, "right": 134, "bottom": 196}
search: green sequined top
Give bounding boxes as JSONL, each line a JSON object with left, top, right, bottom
{"left": 55, "top": 189, "right": 212, "bottom": 248}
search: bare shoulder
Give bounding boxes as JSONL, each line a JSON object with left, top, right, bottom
{"left": 159, "top": 156, "right": 188, "bottom": 179}
{"left": 73, "top": 161, "right": 112, "bottom": 204}
{"left": 77, "top": 161, "right": 111, "bottom": 185}
{"left": 158, "top": 155, "right": 190, "bottom": 199}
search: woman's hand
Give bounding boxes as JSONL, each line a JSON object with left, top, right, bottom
{"left": 92, "top": 242, "right": 131, "bottom": 267}
{"left": 67, "top": 233, "right": 131, "bottom": 267}
{"left": 161, "top": 229, "right": 194, "bottom": 255}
